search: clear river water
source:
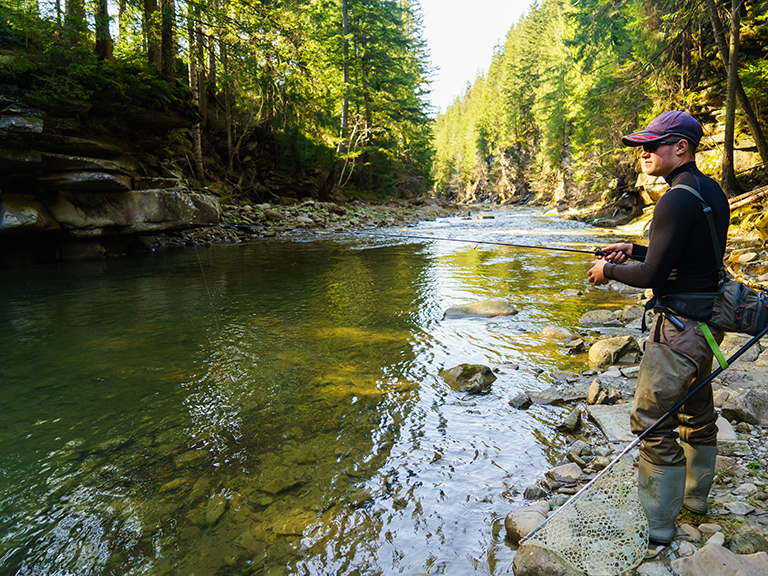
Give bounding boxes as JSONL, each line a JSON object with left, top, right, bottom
{"left": 0, "top": 209, "right": 639, "bottom": 576}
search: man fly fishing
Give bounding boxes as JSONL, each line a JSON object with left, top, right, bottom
{"left": 586, "top": 110, "right": 730, "bottom": 544}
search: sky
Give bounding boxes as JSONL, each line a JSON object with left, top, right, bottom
{"left": 418, "top": 0, "right": 534, "bottom": 114}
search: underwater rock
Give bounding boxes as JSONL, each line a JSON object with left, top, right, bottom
{"left": 259, "top": 466, "right": 308, "bottom": 495}
{"left": 205, "top": 493, "right": 228, "bottom": 525}
{"left": 160, "top": 477, "right": 189, "bottom": 492}
{"left": 443, "top": 299, "right": 518, "bottom": 319}
{"left": 540, "top": 325, "right": 577, "bottom": 340}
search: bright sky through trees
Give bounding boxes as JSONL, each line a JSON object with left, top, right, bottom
{"left": 419, "top": 0, "right": 534, "bottom": 112}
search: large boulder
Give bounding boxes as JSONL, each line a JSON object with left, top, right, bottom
{"left": 43, "top": 190, "right": 221, "bottom": 232}
{"left": 512, "top": 544, "right": 581, "bottom": 576}
{"left": 546, "top": 463, "right": 583, "bottom": 484}
{"left": 540, "top": 326, "right": 578, "bottom": 340}
{"left": 579, "top": 309, "right": 622, "bottom": 326}
{"left": 588, "top": 336, "right": 641, "bottom": 366}
{"left": 676, "top": 542, "right": 768, "bottom": 576}
{"left": 504, "top": 501, "right": 549, "bottom": 545}
{"left": 0, "top": 195, "right": 60, "bottom": 233}
{"left": 721, "top": 390, "right": 768, "bottom": 426}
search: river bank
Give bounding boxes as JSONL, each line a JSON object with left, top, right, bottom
{"left": 151, "top": 198, "right": 464, "bottom": 247}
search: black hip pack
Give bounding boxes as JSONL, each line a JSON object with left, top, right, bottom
{"left": 656, "top": 184, "right": 768, "bottom": 336}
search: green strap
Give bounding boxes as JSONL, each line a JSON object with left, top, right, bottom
{"left": 699, "top": 322, "right": 728, "bottom": 369}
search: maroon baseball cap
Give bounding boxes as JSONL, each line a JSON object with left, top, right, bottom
{"left": 622, "top": 110, "right": 704, "bottom": 148}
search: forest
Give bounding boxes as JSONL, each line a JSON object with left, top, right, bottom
{"left": 433, "top": 0, "right": 768, "bottom": 207}
{"left": 2, "top": 1, "right": 768, "bottom": 206}
{"left": 1, "top": 0, "right": 434, "bottom": 202}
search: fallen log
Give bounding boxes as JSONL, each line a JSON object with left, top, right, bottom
{"left": 729, "top": 184, "right": 768, "bottom": 210}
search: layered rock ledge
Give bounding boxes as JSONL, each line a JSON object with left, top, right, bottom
{"left": 0, "top": 91, "right": 220, "bottom": 266}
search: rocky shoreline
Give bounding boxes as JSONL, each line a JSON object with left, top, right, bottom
{"left": 151, "top": 198, "right": 463, "bottom": 248}
{"left": 498, "top": 283, "right": 768, "bottom": 576}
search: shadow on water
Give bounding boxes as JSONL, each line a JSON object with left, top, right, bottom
{"left": 0, "top": 209, "right": 640, "bottom": 575}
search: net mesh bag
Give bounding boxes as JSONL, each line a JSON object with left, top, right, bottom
{"left": 525, "top": 455, "right": 649, "bottom": 576}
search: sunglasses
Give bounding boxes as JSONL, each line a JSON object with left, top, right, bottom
{"left": 642, "top": 140, "right": 680, "bottom": 153}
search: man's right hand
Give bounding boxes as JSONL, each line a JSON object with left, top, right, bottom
{"left": 601, "top": 243, "right": 633, "bottom": 264}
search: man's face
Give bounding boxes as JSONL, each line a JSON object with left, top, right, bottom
{"left": 640, "top": 138, "right": 685, "bottom": 178}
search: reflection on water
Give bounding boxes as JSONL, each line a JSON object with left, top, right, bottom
{"left": 0, "top": 209, "right": 637, "bottom": 575}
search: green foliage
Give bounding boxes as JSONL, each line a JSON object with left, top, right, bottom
{"left": 1, "top": 0, "right": 433, "bottom": 199}
{"left": 432, "top": 0, "right": 768, "bottom": 203}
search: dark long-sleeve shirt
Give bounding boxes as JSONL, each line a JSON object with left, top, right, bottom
{"left": 603, "top": 162, "right": 729, "bottom": 296}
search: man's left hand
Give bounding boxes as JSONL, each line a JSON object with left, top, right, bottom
{"left": 587, "top": 259, "right": 610, "bottom": 286}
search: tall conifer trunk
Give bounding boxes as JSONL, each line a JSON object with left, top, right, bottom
{"left": 338, "top": 0, "right": 349, "bottom": 153}
{"left": 95, "top": 0, "right": 113, "bottom": 61}
{"left": 187, "top": 3, "right": 204, "bottom": 180}
{"left": 706, "top": 0, "right": 768, "bottom": 175}
{"left": 64, "top": 0, "right": 86, "bottom": 46}
{"left": 721, "top": 0, "right": 740, "bottom": 193}
{"left": 144, "top": 0, "right": 161, "bottom": 68}
{"left": 161, "top": 0, "right": 175, "bottom": 80}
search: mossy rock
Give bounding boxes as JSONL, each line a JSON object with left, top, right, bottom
{"left": 440, "top": 363, "right": 496, "bottom": 394}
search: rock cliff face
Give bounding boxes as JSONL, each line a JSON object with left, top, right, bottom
{"left": 0, "top": 89, "right": 221, "bottom": 266}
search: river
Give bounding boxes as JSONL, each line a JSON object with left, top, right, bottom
{"left": 0, "top": 208, "right": 639, "bottom": 576}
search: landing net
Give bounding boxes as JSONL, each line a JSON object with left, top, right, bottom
{"left": 524, "top": 455, "right": 649, "bottom": 576}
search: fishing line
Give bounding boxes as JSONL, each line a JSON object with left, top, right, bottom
{"left": 189, "top": 225, "right": 221, "bottom": 338}
{"left": 198, "top": 223, "right": 646, "bottom": 261}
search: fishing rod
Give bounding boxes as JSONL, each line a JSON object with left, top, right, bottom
{"left": 197, "top": 223, "right": 646, "bottom": 261}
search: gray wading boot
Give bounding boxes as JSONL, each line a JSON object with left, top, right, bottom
{"left": 682, "top": 442, "right": 717, "bottom": 514}
{"left": 638, "top": 458, "right": 686, "bottom": 544}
